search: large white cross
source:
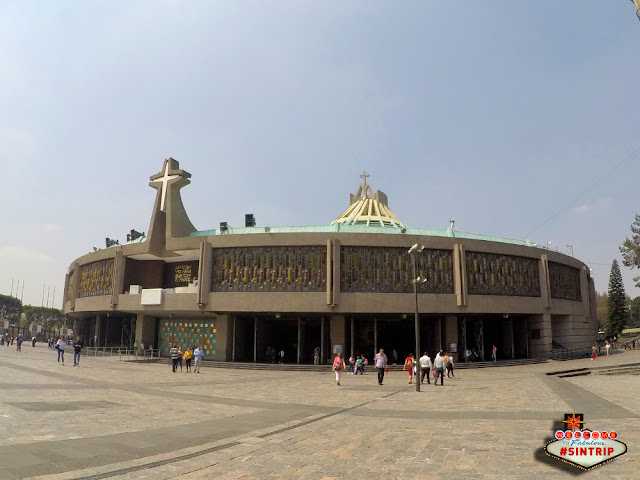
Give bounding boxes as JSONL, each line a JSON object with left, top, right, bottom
{"left": 151, "top": 162, "right": 180, "bottom": 212}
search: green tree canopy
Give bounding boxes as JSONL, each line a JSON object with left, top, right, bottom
{"left": 629, "top": 297, "right": 640, "bottom": 328}
{"left": 620, "top": 213, "right": 640, "bottom": 288}
{"left": 0, "top": 294, "right": 23, "bottom": 322}
{"left": 23, "top": 306, "right": 65, "bottom": 330}
{"left": 595, "top": 292, "right": 608, "bottom": 330}
{"left": 605, "top": 259, "right": 629, "bottom": 338}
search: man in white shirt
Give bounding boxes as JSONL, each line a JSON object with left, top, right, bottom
{"left": 419, "top": 352, "right": 433, "bottom": 384}
{"left": 433, "top": 350, "right": 445, "bottom": 386}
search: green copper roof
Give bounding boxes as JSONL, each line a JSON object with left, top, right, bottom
{"left": 190, "top": 225, "right": 535, "bottom": 247}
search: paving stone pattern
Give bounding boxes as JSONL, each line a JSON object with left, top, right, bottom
{"left": 1, "top": 345, "right": 639, "bottom": 479}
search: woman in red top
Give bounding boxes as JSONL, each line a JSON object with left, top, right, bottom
{"left": 404, "top": 353, "right": 415, "bottom": 384}
{"left": 333, "top": 352, "right": 345, "bottom": 386}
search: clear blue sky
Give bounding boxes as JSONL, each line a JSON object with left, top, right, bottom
{"left": 2, "top": 1, "right": 639, "bottom": 307}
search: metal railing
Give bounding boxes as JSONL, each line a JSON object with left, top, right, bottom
{"left": 548, "top": 348, "right": 593, "bottom": 360}
{"left": 82, "top": 347, "right": 161, "bottom": 360}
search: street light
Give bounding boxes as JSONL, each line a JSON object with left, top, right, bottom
{"left": 408, "top": 243, "right": 426, "bottom": 392}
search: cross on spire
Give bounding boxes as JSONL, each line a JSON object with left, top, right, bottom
{"left": 360, "top": 171, "right": 369, "bottom": 192}
{"left": 151, "top": 162, "right": 180, "bottom": 212}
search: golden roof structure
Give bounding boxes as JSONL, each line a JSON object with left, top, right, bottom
{"left": 331, "top": 172, "right": 406, "bottom": 228}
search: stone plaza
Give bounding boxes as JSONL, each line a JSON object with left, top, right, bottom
{"left": 1, "top": 345, "right": 639, "bottom": 479}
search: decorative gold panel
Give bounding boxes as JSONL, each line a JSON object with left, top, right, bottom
{"left": 66, "top": 273, "right": 73, "bottom": 302}
{"left": 78, "top": 259, "right": 114, "bottom": 298}
{"left": 159, "top": 318, "right": 215, "bottom": 357}
{"left": 340, "top": 246, "right": 454, "bottom": 293}
{"left": 211, "top": 246, "right": 327, "bottom": 292}
{"left": 549, "top": 262, "right": 582, "bottom": 301}
{"left": 466, "top": 252, "right": 540, "bottom": 297}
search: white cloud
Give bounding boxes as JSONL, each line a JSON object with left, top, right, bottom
{"left": 573, "top": 204, "right": 590, "bottom": 214}
{"left": 572, "top": 198, "right": 612, "bottom": 215}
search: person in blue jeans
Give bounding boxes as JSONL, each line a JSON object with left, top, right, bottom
{"left": 73, "top": 337, "right": 83, "bottom": 367}
{"left": 56, "top": 337, "right": 67, "bottom": 365}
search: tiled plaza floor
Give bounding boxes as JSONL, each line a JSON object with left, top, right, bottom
{"left": 1, "top": 344, "right": 639, "bottom": 479}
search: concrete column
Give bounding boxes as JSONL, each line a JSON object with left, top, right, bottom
{"left": 539, "top": 254, "right": 551, "bottom": 309}
{"left": 330, "top": 315, "right": 345, "bottom": 356}
{"left": 320, "top": 317, "right": 326, "bottom": 364}
{"left": 232, "top": 316, "right": 236, "bottom": 362}
{"left": 326, "top": 240, "right": 333, "bottom": 306}
{"left": 72, "top": 318, "right": 85, "bottom": 341}
{"left": 453, "top": 245, "right": 466, "bottom": 306}
{"left": 134, "top": 315, "right": 156, "bottom": 351}
{"left": 297, "top": 318, "right": 302, "bottom": 364}
{"left": 350, "top": 317, "right": 355, "bottom": 356}
{"left": 111, "top": 250, "right": 125, "bottom": 307}
{"left": 528, "top": 313, "right": 552, "bottom": 358}
{"left": 254, "top": 317, "right": 258, "bottom": 363}
{"left": 94, "top": 315, "right": 102, "bottom": 347}
{"left": 70, "top": 264, "right": 80, "bottom": 312}
{"left": 332, "top": 239, "right": 341, "bottom": 306}
{"left": 580, "top": 267, "right": 589, "bottom": 317}
{"left": 374, "top": 318, "right": 378, "bottom": 355}
{"left": 444, "top": 315, "right": 458, "bottom": 362}
{"left": 462, "top": 318, "right": 468, "bottom": 360}
{"left": 212, "top": 314, "right": 232, "bottom": 361}
{"left": 197, "top": 241, "right": 212, "bottom": 307}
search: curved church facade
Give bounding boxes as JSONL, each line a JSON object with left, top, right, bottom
{"left": 63, "top": 158, "right": 597, "bottom": 363}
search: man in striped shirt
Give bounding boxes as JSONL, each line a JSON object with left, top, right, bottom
{"left": 170, "top": 344, "right": 180, "bottom": 373}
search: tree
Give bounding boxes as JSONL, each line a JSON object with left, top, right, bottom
{"left": 0, "top": 294, "right": 22, "bottom": 324}
{"left": 630, "top": 297, "right": 640, "bottom": 328}
{"left": 620, "top": 213, "right": 640, "bottom": 288}
{"left": 23, "top": 306, "right": 65, "bottom": 337}
{"left": 605, "top": 260, "right": 629, "bottom": 338}
{"left": 595, "top": 292, "right": 608, "bottom": 330}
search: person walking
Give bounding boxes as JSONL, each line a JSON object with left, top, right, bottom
{"left": 591, "top": 344, "right": 598, "bottom": 360}
{"left": 56, "top": 337, "right": 67, "bottom": 365}
{"left": 183, "top": 347, "right": 193, "bottom": 372}
{"left": 193, "top": 344, "right": 204, "bottom": 373}
{"left": 605, "top": 341, "right": 611, "bottom": 356}
{"left": 374, "top": 348, "right": 388, "bottom": 385}
{"left": 404, "top": 353, "right": 416, "bottom": 384}
{"left": 73, "top": 336, "right": 83, "bottom": 367}
{"left": 434, "top": 350, "right": 445, "bottom": 386}
{"left": 446, "top": 352, "right": 455, "bottom": 378}
{"left": 279, "top": 348, "right": 285, "bottom": 363}
{"left": 31, "top": 336, "right": 36, "bottom": 348}
{"left": 332, "top": 352, "right": 345, "bottom": 386}
{"left": 16, "top": 334, "right": 24, "bottom": 352}
{"left": 177, "top": 346, "right": 184, "bottom": 372}
{"left": 348, "top": 354, "right": 356, "bottom": 374}
{"left": 355, "top": 355, "right": 364, "bottom": 375}
{"left": 491, "top": 345, "right": 497, "bottom": 362}
{"left": 419, "top": 352, "right": 432, "bottom": 384}
{"left": 170, "top": 344, "right": 180, "bottom": 373}
{"left": 313, "top": 346, "right": 320, "bottom": 365}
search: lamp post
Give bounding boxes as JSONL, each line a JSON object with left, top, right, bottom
{"left": 408, "top": 243, "right": 426, "bottom": 392}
